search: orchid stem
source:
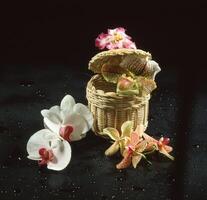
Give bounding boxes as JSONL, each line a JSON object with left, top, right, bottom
{"left": 143, "top": 148, "right": 156, "bottom": 155}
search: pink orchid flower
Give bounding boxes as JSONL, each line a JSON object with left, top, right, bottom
{"left": 116, "top": 125, "right": 174, "bottom": 169}
{"left": 95, "top": 27, "right": 137, "bottom": 50}
{"left": 143, "top": 133, "right": 174, "bottom": 160}
{"left": 116, "top": 125, "right": 147, "bottom": 169}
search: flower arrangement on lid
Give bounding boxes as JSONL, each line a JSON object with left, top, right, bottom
{"left": 90, "top": 27, "right": 161, "bottom": 97}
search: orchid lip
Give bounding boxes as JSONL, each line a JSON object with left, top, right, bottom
{"left": 38, "top": 148, "right": 54, "bottom": 166}
{"left": 59, "top": 125, "right": 74, "bottom": 142}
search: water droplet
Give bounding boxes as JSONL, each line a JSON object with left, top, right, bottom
{"left": 90, "top": 180, "right": 96, "bottom": 184}
{"left": 111, "top": 195, "right": 116, "bottom": 199}
{"left": 20, "top": 80, "right": 34, "bottom": 87}
{"left": 131, "top": 185, "right": 145, "bottom": 192}
{"left": 101, "top": 194, "right": 108, "bottom": 200}
{"left": 35, "top": 89, "right": 46, "bottom": 98}
{"left": 193, "top": 144, "right": 200, "bottom": 149}
{"left": 0, "top": 126, "right": 9, "bottom": 134}
{"left": 13, "top": 188, "right": 21, "bottom": 194}
{"left": 17, "top": 121, "right": 22, "bottom": 128}
{"left": 116, "top": 176, "right": 124, "bottom": 182}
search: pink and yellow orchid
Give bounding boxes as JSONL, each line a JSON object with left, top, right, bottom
{"left": 143, "top": 133, "right": 174, "bottom": 160}
{"left": 116, "top": 125, "right": 147, "bottom": 169}
{"left": 104, "top": 121, "right": 174, "bottom": 169}
{"left": 95, "top": 27, "right": 136, "bottom": 50}
{"left": 102, "top": 121, "right": 134, "bottom": 156}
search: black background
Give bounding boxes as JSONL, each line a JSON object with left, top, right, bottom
{"left": 0, "top": 1, "right": 207, "bottom": 200}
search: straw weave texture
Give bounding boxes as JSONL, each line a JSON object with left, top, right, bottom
{"left": 86, "top": 74, "right": 150, "bottom": 137}
{"left": 89, "top": 48, "right": 151, "bottom": 75}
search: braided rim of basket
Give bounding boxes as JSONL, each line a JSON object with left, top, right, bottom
{"left": 86, "top": 74, "right": 150, "bottom": 102}
{"left": 88, "top": 48, "right": 152, "bottom": 74}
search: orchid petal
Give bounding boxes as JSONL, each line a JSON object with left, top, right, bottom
{"left": 159, "top": 147, "right": 174, "bottom": 161}
{"left": 60, "top": 95, "right": 76, "bottom": 111}
{"left": 129, "top": 132, "right": 140, "bottom": 149}
{"left": 43, "top": 117, "right": 61, "bottom": 136}
{"left": 27, "top": 129, "right": 57, "bottom": 159}
{"left": 119, "top": 139, "right": 129, "bottom": 156}
{"left": 47, "top": 139, "right": 72, "bottom": 171}
{"left": 121, "top": 121, "right": 133, "bottom": 137}
{"left": 102, "top": 127, "right": 120, "bottom": 141}
{"left": 143, "top": 133, "right": 158, "bottom": 143}
{"left": 41, "top": 109, "right": 50, "bottom": 118}
{"left": 41, "top": 106, "right": 60, "bottom": 118}
{"left": 135, "top": 140, "right": 147, "bottom": 153}
{"left": 41, "top": 110, "right": 61, "bottom": 124}
{"left": 143, "top": 133, "right": 173, "bottom": 153}
{"left": 132, "top": 155, "right": 142, "bottom": 168}
{"left": 145, "top": 142, "right": 158, "bottom": 152}
{"left": 105, "top": 141, "right": 119, "bottom": 156}
{"left": 73, "top": 103, "right": 93, "bottom": 130}
{"left": 49, "top": 106, "right": 61, "bottom": 118}
{"left": 60, "top": 110, "right": 72, "bottom": 125}
{"left": 50, "top": 105, "right": 61, "bottom": 114}
{"left": 27, "top": 155, "right": 41, "bottom": 161}
{"left": 116, "top": 153, "right": 132, "bottom": 169}
{"left": 164, "top": 145, "right": 173, "bottom": 153}
{"left": 135, "top": 124, "right": 144, "bottom": 137}
{"left": 68, "top": 113, "right": 89, "bottom": 141}
{"left": 116, "top": 27, "right": 126, "bottom": 33}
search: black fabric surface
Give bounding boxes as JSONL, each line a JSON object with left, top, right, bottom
{"left": 0, "top": 65, "right": 207, "bottom": 200}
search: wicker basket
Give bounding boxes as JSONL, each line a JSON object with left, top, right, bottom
{"left": 86, "top": 74, "right": 150, "bottom": 137}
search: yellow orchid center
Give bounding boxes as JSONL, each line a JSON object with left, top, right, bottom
{"left": 113, "top": 33, "right": 123, "bottom": 42}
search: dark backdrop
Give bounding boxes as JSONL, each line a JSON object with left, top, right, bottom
{"left": 0, "top": 1, "right": 205, "bottom": 66}
{"left": 0, "top": 1, "right": 207, "bottom": 200}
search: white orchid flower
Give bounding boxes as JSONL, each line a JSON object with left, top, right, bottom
{"left": 27, "top": 129, "right": 71, "bottom": 171}
{"left": 41, "top": 95, "right": 93, "bottom": 142}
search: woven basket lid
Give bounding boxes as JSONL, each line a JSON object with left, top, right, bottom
{"left": 88, "top": 48, "right": 152, "bottom": 75}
